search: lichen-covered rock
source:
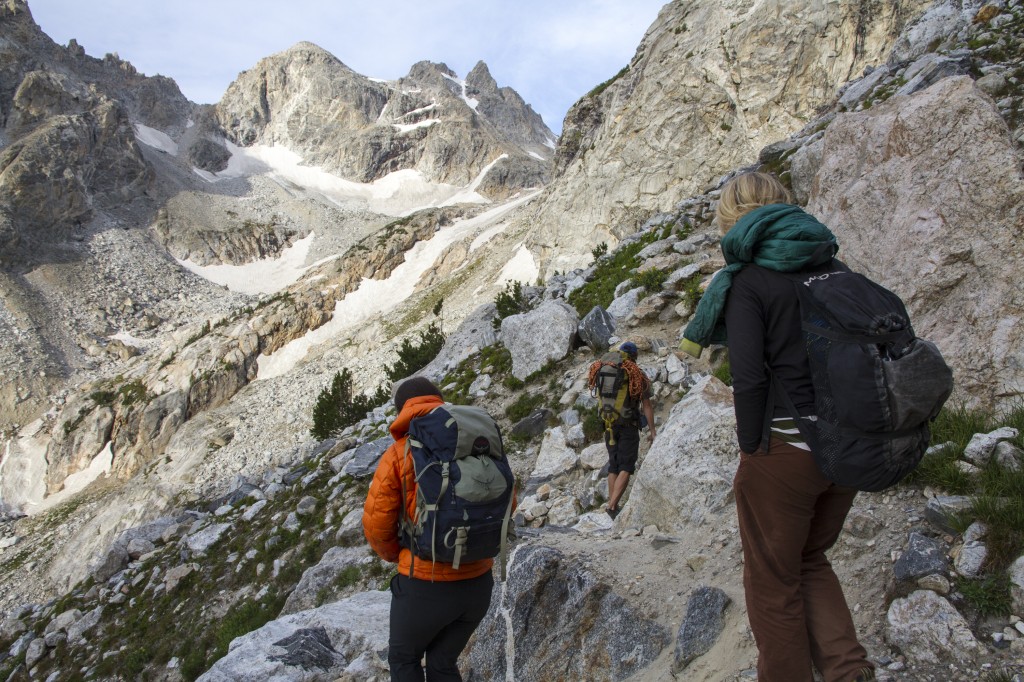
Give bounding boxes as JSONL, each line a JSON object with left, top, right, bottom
{"left": 197, "top": 591, "right": 391, "bottom": 682}
{"left": 529, "top": 427, "right": 579, "bottom": 482}
{"left": 963, "top": 427, "right": 1019, "bottom": 465}
{"left": 281, "top": 547, "right": 375, "bottom": 615}
{"left": 893, "top": 532, "right": 948, "bottom": 582}
{"left": 341, "top": 437, "right": 392, "bottom": 479}
{"left": 578, "top": 306, "right": 616, "bottom": 353}
{"left": 90, "top": 543, "right": 129, "bottom": 584}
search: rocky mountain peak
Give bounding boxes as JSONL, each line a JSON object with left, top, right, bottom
{"left": 465, "top": 60, "right": 497, "bottom": 91}
{"left": 216, "top": 47, "right": 552, "bottom": 191}
{"left": 404, "top": 59, "right": 457, "bottom": 82}
{"left": 275, "top": 40, "right": 356, "bottom": 73}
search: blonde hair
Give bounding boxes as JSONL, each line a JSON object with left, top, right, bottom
{"left": 716, "top": 172, "right": 792, "bottom": 233}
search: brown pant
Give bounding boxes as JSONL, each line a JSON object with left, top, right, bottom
{"left": 734, "top": 440, "right": 873, "bottom": 682}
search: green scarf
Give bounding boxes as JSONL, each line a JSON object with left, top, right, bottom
{"left": 679, "top": 203, "right": 838, "bottom": 357}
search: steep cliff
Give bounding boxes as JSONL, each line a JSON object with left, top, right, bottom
{"left": 529, "top": 0, "right": 931, "bottom": 273}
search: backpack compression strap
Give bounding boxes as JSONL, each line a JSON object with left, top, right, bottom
{"left": 421, "top": 461, "right": 450, "bottom": 575}
{"left": 603, "top": 380, "right": 630, "bottom": 446}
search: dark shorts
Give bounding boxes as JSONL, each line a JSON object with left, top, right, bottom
{"left": 605, "top": 423, "right": 640, "bottom": 474}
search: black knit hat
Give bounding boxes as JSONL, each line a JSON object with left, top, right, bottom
{"left": 394, "top": 377, "right": 443, "bottom": 412}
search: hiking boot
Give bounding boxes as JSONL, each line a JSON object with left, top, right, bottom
{"left": 606, "top": 508, "right": 619, "bottom": 520}
{"left": 851, "top": 668, "right": 876, "bottom": 682}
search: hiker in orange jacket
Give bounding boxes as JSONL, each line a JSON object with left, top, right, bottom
{"left": 363, "top": 377, "right": 511, "bottom": 682}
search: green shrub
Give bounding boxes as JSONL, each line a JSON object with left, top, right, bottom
{"left": 581, "top": 406, "right": 605, "bottom": 443}
{"left": 908, "top": 403, "right": 1024, "bottom": 615}
{"left": 591, "top": 242, "right": 608, "bottom": 261}
{"left": 956, "top": 573, "right": 1013, "bottom": 617}
{"left": 635, "top": 268, "right": 668, "bottom": 294}
{"left": 311, "top": 369, "right": 377, "bottom": 440}
{"left": 980, "top": 670, "right": 1017, "bottom": 682}
{"left": 386, "top": 322, "right": 446, "bottom": 381}
{"left": 505, "top": 392, "right": 546, "bottom": 423}
{"left": 567, "top": 230, "right": 662, "bottom": 316}
{"left": 493, "top": 281, "right": 531, "bottom": 329}
{"left": 587, "top": 65, "right": 629, "bottom": 99}
{"left": 680, "top": 272, "right": 704, "bottom": 308}
{"left": 480, "top": 344, "right": 513, "bottom": 376}
{"left": 909, "top": 444, "right": 973, "bottom": 495}
{"left": 90, "top": 390, "right": 117, "bottom": 406}
{"left": 118, "top": 379, "right": 150, "bottom": 406}
{"left": 503, "top": 375, "right": 525, "bottom": 390}
{"left": 968, "top": 475, "right": 1024, "bottom": 570}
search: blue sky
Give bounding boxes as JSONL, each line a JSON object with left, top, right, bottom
{"left": 28, "top": 0, "right": 667, "bottom": 134}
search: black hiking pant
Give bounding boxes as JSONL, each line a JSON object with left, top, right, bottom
{"left": 388, "top": 570, "right": 494, "bottom": 682}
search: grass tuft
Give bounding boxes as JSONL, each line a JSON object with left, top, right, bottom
{"left": 909, "top": 402, "right": 1024, "bottom": 616}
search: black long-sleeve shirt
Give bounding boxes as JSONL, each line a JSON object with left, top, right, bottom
{"left": 723, "top": 264, "right": 828, "bottom": 453}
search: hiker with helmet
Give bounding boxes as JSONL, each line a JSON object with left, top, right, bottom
{"left": 680, "top": 172, "right": 875, "bottom": 682}
{"left": 587, "top": 341, "right": 656, "bottom": 519}
{"left": 363, "top": 377, "right": 516, "bottom": 682}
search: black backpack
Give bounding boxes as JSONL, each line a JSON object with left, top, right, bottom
{"left": 399, "top": 404, "right": 515, "bottom": 578}
{"left": 768, "top": 261, "right": 953, "bottom": 491}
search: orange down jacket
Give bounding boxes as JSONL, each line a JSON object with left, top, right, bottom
{"left": 362, "top": 394, "right": 512, "bottom": 581}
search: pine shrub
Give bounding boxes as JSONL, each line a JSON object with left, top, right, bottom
{"left": 385, "top": 322, "right": 446, "bottom": 381}
{"left": 310, "top": 369, "right": 376, "bottom": 440}
{"left": 493, "top": 281, "right": 530, "bottom": 329}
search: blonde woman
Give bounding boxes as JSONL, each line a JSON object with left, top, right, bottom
{"left": 682, "top": 172, "right": 875, "bottom": 682}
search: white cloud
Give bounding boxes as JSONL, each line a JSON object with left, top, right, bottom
{"left": 28, "top": 0, "right": 665, "bottom": 133}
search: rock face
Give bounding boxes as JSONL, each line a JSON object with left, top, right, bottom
{"left": 804, "top": 76, "right": 1024, "bottom": 408}
{"left": 500, "top": 300, "right": 579, "bottom": 379}
{"left": 216, "top": 44, "right": 553, "bottom": 198}
{"left": 528, "top": 0, "right": 930, "bottom": 272}
{"left": 0, "top": 83, "right": 152, "bottom": 266}
{"left": 621, "top": 376, "right": 737, "bottom": 532}
{"left": 0, "top": 0, "right": 201, "bottom": 268}
{"left": 197, "top": 591, "right": 391, "bottom": 681}
{"left": 464, "top": 545, "right": 671, "bottom": 682}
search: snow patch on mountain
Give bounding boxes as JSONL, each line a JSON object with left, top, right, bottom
{"left": 256, "top": 191, "right": 540, "bottom": 380}
{"left": 176, "top": 232, "right": 317, "bottom": 295}
{"left": 134, "top": 124, "right": 179, "bottom": 155}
